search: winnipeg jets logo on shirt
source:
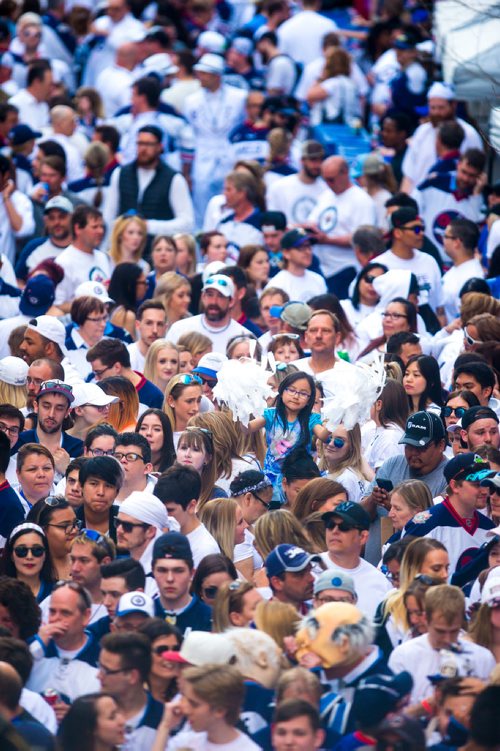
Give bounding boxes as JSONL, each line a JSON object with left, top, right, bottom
{"left": 89, "top": 266, "right": 107, "bottom": 284}
{"left": 318, "top": 206, "right": 338, "bottom": 233}
{"left": 293, "top": 196, "right": 317, "bottom": 223}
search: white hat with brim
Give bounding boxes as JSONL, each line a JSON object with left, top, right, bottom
{"left": 193, "top": 53, "right": 224, "bottom": 75}
{"left": 74, "top": 281, "right": 114, "bottom": 304}
{"left": 27, "top": 315, "right": 68, "bottom": 356}
{"left": 0, "top": 356, "right": 28, "bottom": 386}
{"left": 72, "top": 383, "right": 119, "bottom": 409}
{"left": 427, "top": 82, "right": 455, "bottom": 101}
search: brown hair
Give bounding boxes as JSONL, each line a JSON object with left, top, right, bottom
{"left": 70, "top": 296, "right": 106, "bottom": 326}
{"left": 182, "top": 664, "right": 245, "bottom": 726}
{"left": 425, "top": 584, "right": 465, "bottom": 623}
{"left": 322, "top": 47, "right": 351, "bottom": 79}
{"left": 17, "top": 443, "right": 55, "bottom": 472}
{"left": 461, "top": 292, "right": 500, "bottom": 325}
{"left": 293, "top": 477, "right": 347, "bottom": 520}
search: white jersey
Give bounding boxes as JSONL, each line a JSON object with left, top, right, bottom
{"left": 441, "top": 258, "right": 484, "bottom": 321}
{"left": 319, "top": 553, "right": 392, "bottom": 620}
{"left": 54, "top": 244, "right": 111, "bottom": 305}
{"left": 277, "top": 10, "right": 337, "bottom": 66}
{"left": 127, "top": 341, "right": 146, "bottom": 373}
{"left": 307, "top": 185, "right": 377, "bottom": 277}
{"left": 375, "top": 248, "right": 443, "bottom": 311}
{"left": 266, "top": 173, "right": 326, "bottom": 224}
{"left": 27, "top": 636, "right": 100, "bottom": 702}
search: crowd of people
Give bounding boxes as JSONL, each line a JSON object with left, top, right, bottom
{"left": 0, "top": 0, "right": 498, "bottom": 750}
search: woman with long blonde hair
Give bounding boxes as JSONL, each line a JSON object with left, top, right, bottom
{"left": 163, "top": 373, "right": 202, "bottom": 444}
{"left": 154, "top": 272, "right": 191, "bottom": 329}
{"left": 199, "top": 498, "right": 251, "bottom": 576}
{"left": 253, "top": 600, "right": 300, "bottom": 651}
{"left": 318, "top": 423, "right": 374, "bottom": 503}
{"left": 253, "top": 509, "right": 314, "bottom": 561}
{"left": 177, "top": 332, "right": 212, "bottom": 367}
{"left": 0, "top": 357, "right": 28, "bottom": 409}
{"left": 99, "top": 376, "right": 139, "bottom": 432}
{"left": 143, "top": 340, "right": 180, "bottom": 392}
{"left": 173, "top": 233, "right": 197, "bottom": 277}
{"left": 109, "top": 215, "right": 148, "bottom": 269}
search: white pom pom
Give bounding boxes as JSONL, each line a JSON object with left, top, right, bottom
{"left": 212, "top": 358, "right": 276, "bottom": 426}
{"left": 320, "top": 357, "right": 386, "bottom": 431}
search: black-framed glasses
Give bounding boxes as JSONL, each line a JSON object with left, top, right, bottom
{"left": 46, "top": 519, "right": 82, "bottom": 534}
{"left": 13, "top": 545, "right": 45, "bottom": 558}
{"left": 325, "top": 520, "right": 358, "bottom": 532}
{"left": 0, "top": 421, "right": 20, "bottom": 436}
{"left": 92, "top": 366, "right": 111, "bottom": 379}
{"left": 88, "top": 447, "right": 116, "bottom": 457}
{"left": 114, "top": 518, "right": 149, "bottom": 533}
{"left": 442, "top": 406, "right": 466, "bottom": 419}
{"left": 86, "top": 315, "right": 108, "bottom": 324}
{"left": 399, "top": 224, "right": 425, "bottom": 234}
{"left": 113, "top": 452, "right": 145, "bottom": 463}
{"left": 381, "top": 312, "right": 408, "bottom": 320}
{"left": 253, "top": 492, "right": 271, "bottom": 510}
{"left": 285, "top": 386, "right": 311, "bottom": 400}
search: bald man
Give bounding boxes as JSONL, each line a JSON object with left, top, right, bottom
{"left": 96, "top": 42, "right": 136, "bottom": 118}
{"left": 49, "top": 105, "right": 85, "bottom": 183}
{"left": 306, "top": 156, "right": 377, "bottom": 297}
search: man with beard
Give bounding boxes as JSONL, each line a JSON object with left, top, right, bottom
{"left": 15, "top": 196, "right": 73, "bottom": 282}
{"left": 14, "top": 380, "right": 83, "bottom": 480}
{"left": 168, "top": 274, "right": 249, "bottom": 354}
{"left": 26, "top": 358, "right": 64, "bottom": 411}
{"left": 103, "top": 124, "right": 194, "bottom": 246}
{"left": 400, "top": 82, "right": 483, "bottom": 193}
{"left": 267, "top": 141, "right": 326, "bottom": 225}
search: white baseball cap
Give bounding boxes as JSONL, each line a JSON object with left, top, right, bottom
{"left": 26, "top": 315, "right": 68, "bottom": 356}
{"left": 481, "top": 568, "right": 500, "bottom": 606}
{"left": 194, "top": 53, "right": 224, "bottom": 76}
{"left": 427, "top": 82, "right": 455, "bottom": 101}
{"left": 72, "top": 382, "right": 119, "bottom": 409}
{"left": 196, "top": 30, "right": 226, "bottom": 54}
{"left": 116, "top": 591, "right": 154, "bottom": 618}
{"left": 202, "top": 273, "right": 234, "bottom": 298}
{"left": 202, "top": 260, "right": 227, "bottom": 284}
{"left": 74, "top": 281, "right": 114, "bottom": 304}
{"left": 161, "top": 631, "right": 237, "bottom": 666}
{"left": 192, "top": 352, "right": 227, "bottom": 380}
{"left": 0, "top": 356, "right": 28, "bottom": 386}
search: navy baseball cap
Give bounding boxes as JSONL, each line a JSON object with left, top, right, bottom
{"left": 461, "top": 405, "right": 499, "bottom": 431}
{"left": 444, "top": 453, "right": 495, "bottom": 484}
{"left": 265, "top": 544, "right": 321, "bottom": 578}
{"left": 281, "top": 228, "right": 316, "bottom": 249}
{"left": 19, "top": 275, "right": 55, "bottom": 317}
{"left": 152, "top": 532, "right": 193, "bottom": 566}
{"left": 322, "top": 501, "right": 370, "bottom": 531}
{"left": 9, "top": 123, "right": 41, "bottom": 146}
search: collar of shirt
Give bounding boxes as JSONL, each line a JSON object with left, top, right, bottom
{"left": 443, "top": 496, "right": 479, "bottom": 535}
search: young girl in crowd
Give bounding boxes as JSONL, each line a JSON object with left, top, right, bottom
{"left": 175, "top": 426, "right": 223, "bottom": 508}
{"left": 267, "top": 334, "right": 304, "bottom": 364}
{"left": 136, "top": 408, "right": 176, "bottom": 474}
{"left": 213, "top": 580, "right": 263, "bottom": 632}
{"left": 0, "top": 522, "right": 56, "bottom": 602}
{"left": 363, "top": 378, "right": 409, "bottom": 470}
{"left": 143, "top": 340, "right": 180, "bottom": 392}
{"left": 246, "top": 371, "right": 330, "bottom": 490}
{"left": 318, "top": 423, "right": 373, "bottom": 503}
{"left": 109, "top": 214, "right": 148, "bottom": 271}
{"left": 27, "top": 497, "right": 80, "bottom": 580}
{"left": 403, "top": 354, "right": 444, "bottom": 415}
{"left": 163, "top": 373, "right": 203, "bottom": 446}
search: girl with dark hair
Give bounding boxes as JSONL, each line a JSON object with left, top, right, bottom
{"left": 108, "top": 262, "right": 148, "bottom": 338}
{"left": 364, "top": 378, "right": 409, "bottom": 470}
{"left": 246, "top": 371, "right": 330, "bottom": 487}
{"left": 58, "top": 692, "right": 125, "bottom": 751}
{"left": 27, "top": 496, "right": 80, "bottom": 579}
{"left": 190, "top": 553, "right": 238, "bottom": 608}
{"left": 138, "top": 618, "right": 183, "bottom": 703}
{"left": 0, "top": 577, "right": 41, "bottom": 640}
{"left": 0, "top": 523, "right": 56, "bottom": 602}
{"left": 341, "top": 263, "right": 387, "bottom": 326}
{"left": 403, "top": 354, "right": 443, "bottom": 415}
{"left": 136, "top": 408, "right": 175, "bottom": 474}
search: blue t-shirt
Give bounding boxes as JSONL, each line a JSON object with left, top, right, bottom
{"left": 263, "top": 407, "right": 322, "bottom": 478}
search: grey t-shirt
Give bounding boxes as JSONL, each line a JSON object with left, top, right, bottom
{"left": 363, "top": 454, "right": 448, "bottom": 564}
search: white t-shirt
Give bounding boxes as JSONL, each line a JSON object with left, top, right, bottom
{"left": 168, "top": 315, "right": 249, "bottom": 355}
{"left": 318, "top": 554, "right": 392, "bottom": 620}
{"left": 127, "top": 341, "right": 146, "bottom": 373}
{"left": 54, "top": 245, "right": 111, "bottom": 305}
{"left": 328, "top": 467, "right": 370, "bottom": 504}
{"left": 167, "top": 730, "right": 260, "bottom": 751}
{"left": 363, "top": 423, "right": 405, "bottom": 471}
{"left": 187, "top": 523, "right": 221, "bottom": 567}
{"left": 266, "top": 173, "right": 326, "bottom": 225}
{"left": 388, "top": 633, "right": 496, "bottom": 703}
{"left": 376, "top": 248, "right": 443, "bottom": 311}
{"left": 270, "top": 268, "right": 327, "bottom": 303}
{"left": 277, "top": 10, "right": 338, "bottom": 66}
{"left": 307, "top": 185, "right": 377, "bottom": 277}
{"left": 441, "top": 258, "right": 484, "bottom": 322}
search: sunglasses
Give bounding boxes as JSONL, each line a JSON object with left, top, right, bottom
{"left": 271, "top": 333, "right": 300, "bottom": 340}
{"left": 364, "top": 274, "right": 377, "bottom": 283}
{"left": 44, "top": 495, "right": 67, "bottom": 507}
{"left": 414, "top": 573, "right": 436, "bottom": 585}
{"left": 81, "top": 528, "right": 106, "bottom": 544}
{"left": 253, "top": 492, "right": 271, "bottom": 510}
{"left": 13, "top": 545, "right": 45, "bottom": 558}
{"left": 153, "top": 644, "right": 180, "bottom": 656}
{"left": 202, "top": 585, "right": 219, "bottom": 599}
{"left": 114, "top": 519, "right": 149, "bottom": 533}
{"left": 178, "top": 374, "right": 202, "bottom": 386}
{"left": 399, "top": 224, "right": 425, "bottom": 234}
{"left": 442, "top": 406, "right": 466, "bottom": 418}
{"left": 40, "top": 379, "right": 73, "bottom": 395}
{"left": 463, "top": 328, "right": 482, "bottom": 346}
{"left": 204, "top": 277, "right": 230, "bottom": 290}
{"left": 327, "top": 437, "right": 346, "bottom": 449}
{"left": 325, "top": 520, "right": 358, "bottom": 532}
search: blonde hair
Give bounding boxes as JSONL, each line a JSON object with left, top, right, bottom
{"left": 143, "top": 339, "right": 180, "bottom": 389}
{"left": 253, "top": 600, "right": 300, "bottom": 651}
{"left": 293, "top": 478, "right": 347, "bottom": 521}
{"left": 461, "top": 292, "right": 500, "bottom": 325}
{"left": 390, "top": 479, "right": 433, "bottom": 515}
{"left": 0, "top": 382, "right": 27, "bottom": 410}
{"left": 199, "top": 498, "right": 239, "bottom": 561}
{"left": 212, "top": 580, "right": 256, "bottom": 633}
{"left": 318, "top": 423, "right": 372, "bottom": 481}
{"left": 109, "top": 215, "right": 147, "bottom": 265}
{"left": 276, "top": 667, "right": 322, "bottom": 703}
{"left": 253, "top": 509, "right": 313, "bottom": 560}
{"left": 173, "top": 233, "right": 197, "bottom": 276}
{"left": 177, "top": 428, "right": 216, "bottom": 509}
{"left": 266, "top": 128, "right": 292, "bottom": 166}
{"left": 154, "top": 271, "right": 191, "bottom": 317}
{"left": 163, "top": 373, "right": 202, "bottom": 431}
{"left": 177, "top": 332, "right": 212, "bottom": 360}
{"left": 182, "top": 664, "right": 244, "bottom": 726}
{"left": 188, "top": 411, "right": 241, "bottom": 480}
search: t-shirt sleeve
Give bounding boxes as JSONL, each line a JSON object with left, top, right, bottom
{"left": 263, "top": 407, "right": 276, "bottom": 433}
{"left": 309, "top": 412, "right": 323, "bottom": 430}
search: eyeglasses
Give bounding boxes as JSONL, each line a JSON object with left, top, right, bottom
{"left": 285, "top": 386, "right": 311, "bottom": 400}
{"left": 325, "top": 520, "right": 358, "bottom": 532}
{"left": 364, "top": 274, "right": 378, "bottom": 283}
{"left": 463, "top": 328, "right": 482, "bottom": 346}
{"left": 84, "top": 404, "right": 110, "bottom": 413}
{"left": 26, "top": 376, "right": 44, "bottom": 386}
{"left": 442, "top": 406, "right": 466, "bottom": 419}
{"left": 443, "top": 232, "right": 456, "bottom": 240}
{"left": 13, "top": 545, "right": 45, "bottom": 558}
{"left": 92, "top": 367, "right": 111, "bottom": 379}
{"left": 0, "top": 421, "right": 20, "bottom": 436}
{"left": 381, "top": 564, "right": 399, "bottom": 582}
{"left": 46, "top": 519, "right": 82, "bottom": 534}
{"left": 113, "top": 452, "right": 145, "bottom": 463}
{"left": 178, "top": 374, "right": 202, "bottom": 386}
{"left": 153, "top": 644, "right": 180, "bottom": 656}
{"left": 253, "top": 492, "right": 271, "bottom": 510}
{"left": 86, "top": 315, "right": 109, "bottom": 324}
{"left": 98, "top": 663, "right": 131, "bottom": 676}
{"left": 399, "top": 224, "right": 425, "bottom": 234}
{"left": 202, "top": 585, "right": 219, "bottom": 600}
{"left": 88, "top": 447, "right": 116, "bottom": 456}
{"left": 414, "top": 573, "right": 436, "bottom": 585}
{"left": 114, "top": 518, "right": 149, "bottom": 533}
{"left": 381, "top": 312, "right": 408, "bottom": 320}
{"left": 327, "top": 436, "right": 346, "bottom": 449}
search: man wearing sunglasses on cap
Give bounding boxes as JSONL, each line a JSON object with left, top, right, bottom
{"left": 320, "top": 502, "right": 391, "bottom": 620}
{"left": 376, "top": 207, "right": 445, "bottom": 326}
{"left": 168, "top": 273, "right": 250, "bottom": 354}
{"left": 405, "top": 452, "right": 497, "bottom": 575}
{"left": 14, "top": 380, "right": 83, "bottom": 480}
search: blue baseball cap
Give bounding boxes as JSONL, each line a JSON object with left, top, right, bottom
{"left": 19, "top": 275, "right": 55, "bottom": 317}
{"left": 265, "top": 544, "right": 321, "bottom": 578}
